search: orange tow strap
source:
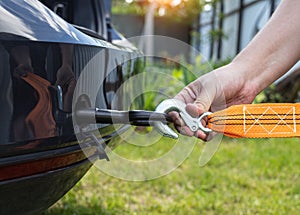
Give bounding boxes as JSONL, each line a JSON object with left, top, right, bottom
{"left": 207, "top": 103, "right": 300, "bottom": 138}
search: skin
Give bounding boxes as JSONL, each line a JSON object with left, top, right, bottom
{"left": 171, "top": 0, "right": 300, "bottom": 140}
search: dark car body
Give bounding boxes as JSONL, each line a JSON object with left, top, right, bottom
{"left": 0, "top": 1, "right": 142, "bottom": 214}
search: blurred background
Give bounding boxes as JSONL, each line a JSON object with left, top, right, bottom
{"left": 110, "top": 0, "right": 300, "bottom": 103}
{"left": 112, "top": 0, "right": 279, "bottom": 61}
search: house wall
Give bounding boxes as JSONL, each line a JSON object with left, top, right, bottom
{"left": 112, "top": 15, "right": 190, "bottom": 44}
{"left": 112, "top": 14, "right": 191, "bottom": 59}
{"left": 197, "top": 0, "right": 281, "bottom": 61}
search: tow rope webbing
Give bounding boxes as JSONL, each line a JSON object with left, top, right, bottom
{"left": 207, "top": 103, "right": 300, "bottom": 138}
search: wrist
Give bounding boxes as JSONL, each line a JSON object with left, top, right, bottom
{"left": 226, "top": 61, "right": 261, "bottom": 103}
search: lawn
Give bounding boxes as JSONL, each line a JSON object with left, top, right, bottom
{"left": 44, "top": 137, "right": 300, "bottom": 215}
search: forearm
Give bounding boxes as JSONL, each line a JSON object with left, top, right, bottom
{"left": 231, "top": 0, "right": 300, "bottom": 94}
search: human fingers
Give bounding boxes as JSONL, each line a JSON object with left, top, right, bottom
{"left": 169, "top": 110, "right": 200, "bottom": 137}
{"left": 174, "top": 85, "right": 198, "bottom": 104}
{"left": 171, "top": 91, "right": 212, "bottom": 140}
{"left": 168, "top": 111, "right": 185, "bottom": 127}
{"left": 169, "top": 104, "right": 210, "bottom": 141}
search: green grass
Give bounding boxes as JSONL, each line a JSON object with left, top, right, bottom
{"left": 44, "top": 137, "right": 300, "bottom": 215}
